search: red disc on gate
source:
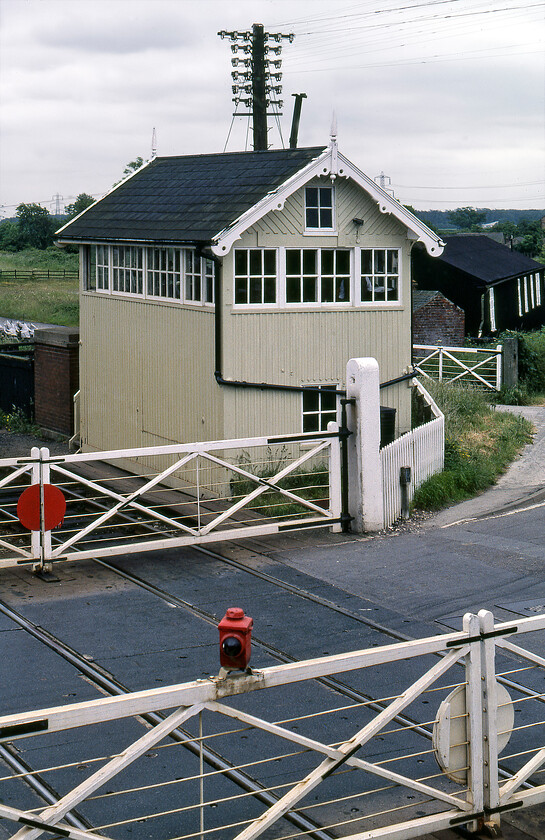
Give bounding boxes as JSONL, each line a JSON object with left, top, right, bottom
{"left": 17, "top": 485, "right": 66, "bottom": 531}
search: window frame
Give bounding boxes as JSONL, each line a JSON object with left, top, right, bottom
{"left": 87, "top": 244, "right": 215, "bottom": 307}
{"left": 301, "top": 385, "right": 339, "bottom": 433}
{"left": 358, "top": 248, "right": 401, "bottom": 305}
{"left": 285, "top": 248, "right": 351, "bottom": 306}
{"left": 304, "top": 185, "right": 336, "bottom": 234}
{"left": 233, "top": 248, "right": 277, "bottom": 307}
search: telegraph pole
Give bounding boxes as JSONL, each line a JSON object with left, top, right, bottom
{"left": 219, "top": 24, "right": 294, "bottom": 151}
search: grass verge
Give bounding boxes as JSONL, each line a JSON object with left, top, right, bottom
{"left": 0, "top": 249, "right": 79, "bottom": 326}
{"left": 413, "top": 381, "right": 533, "bottom": 511}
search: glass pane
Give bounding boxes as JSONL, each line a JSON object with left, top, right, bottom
{"left": 375, "top": 250, "right": 385, "bottom": 274}
{"left": 249, "top": 249, "right": 262, "bottom": 275}
{"left": 263, "top": 249, "right": 276, "bottom": 274}
{"left": 361, "top": 250, "right": 372, "bottom": 274}
{"left": 235, "top": 250, "right": 246, "bottom": 275}
{"left": 286, "top": 250, "right": 301, "bottom": 274}
{"left": 336, "top": 250, "right": 350, "bottom": 274}
{"left": 264, "top": 276, "right": 276, "bottom": 303}
{"left": 336, "top": 276, "right": 348, "bottom": 302}
{"left": 303, "top": 250, "right": 317, "bottom": 273}
{"left": 303, "top": 275, "right": 317, "bottom": 302}
{"left": 319, "top": 208, "right": 333, "bottom": 228}
{"left": 387, "top": 250, "right": 399, "bottom": 273}
{"left": 306, "top": 187, "right": 318, "bottom": 206}
{"left": 286, "top": 276, "right": 300, "bottom": 302}
{"left": 319, "top": 187, "right": 332, "bottom": 208}
{"left": 321, "top": 277, "right": 333, "bottom": 302}
{"left": 235, "top": 277, "right": 247, "bottom": 304}
{"left": 387, "top": 275, "right": 398, "bottom": 301}
{"left": 321, "top": 389, "right": 336, "bottom": 411}
{"left": 375, "top": 281, "right": 386, "bottom": 302}
{"left": 321, "top": 249, "right": 333, "bottom": 275}
{"left": 303, "top": 413, "right": 319, "bottom": 433}
{"left": 249, "top": 276, "right": 261, "bottom": 304}
{"left": 303, "top": 390, "right": 319, "bottom": 412}
{"left": 306, "top": 208, "right": 319, "bottom": 228}
{"left": 361, "top": 276, "right": 373, "bottom": 301}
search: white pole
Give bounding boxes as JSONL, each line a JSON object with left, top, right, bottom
{"left": 345, "top": 358, "right": 384, "bottom": 532}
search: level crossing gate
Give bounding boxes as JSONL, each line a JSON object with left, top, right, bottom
{"left": 1, "top": 609, "right": 545, "bottom": 839}
{"left": 0, "top": 429, "right": 343, "bottom": 572}
{"left": 413, "top": 343, "right": 503, "bottom": 391}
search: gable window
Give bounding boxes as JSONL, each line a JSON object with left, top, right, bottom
{"left": 305, "top": 186, "right": 334, "bottom": 230}
{"left": 112, "top": 246, "right": 143, "bottom": 295}
{"left": 147, "top": 247, "right": 180, "bottom": 299}
{"left": 286, "top": 249, "right": 350, "bottom": 304}
{"left": 302, "top": 386, "right": 338, "bottom": 432}
{"left": 234, "top": 249, "right": 276, "bottom": 305}
{"left": 360, "top": 249, "right": 399, "bottom": 303}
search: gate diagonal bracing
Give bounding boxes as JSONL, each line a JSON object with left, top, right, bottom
{"left": 1, "top": 610, "right": 545, "bottom": 838}
{"left": 0, "top": 429, "right": 342, "bottom": 570}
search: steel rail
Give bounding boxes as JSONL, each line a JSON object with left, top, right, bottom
{"left": 0, "top": 599, "right": 334, "bottom": 840}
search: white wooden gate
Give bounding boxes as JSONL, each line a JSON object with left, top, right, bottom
{"left": 0, "top": 429, "right": 342, "bottom": 571}
{"left": 414, "top": 343, "right": 502, "bottom": 390}
{"left": 1, "top": 609, "right": 544, "bottom": 839}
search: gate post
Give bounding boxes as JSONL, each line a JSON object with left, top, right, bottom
{"left": 345, "top": 358, "right": 384, "bottom": 532}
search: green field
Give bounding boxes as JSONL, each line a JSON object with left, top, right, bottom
{"left": 0, "top": 248, "right": 79, "bottom": 325}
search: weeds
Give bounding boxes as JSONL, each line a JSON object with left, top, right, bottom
{"left": 412, "top": 381, "right": 533, "bottom": 511}
{"left": 0, "top": 407, "right": 40, "bottom": 435}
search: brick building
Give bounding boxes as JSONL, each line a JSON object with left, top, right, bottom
{"left": 412, "top": 289, "right": 465, "bottom": 346}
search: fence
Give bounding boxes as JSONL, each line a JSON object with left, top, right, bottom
{"left": 0, "top": 344, "right": 34, "bottom": 418}
{"left": 0, "top": 429, "right": 342, "bottom": 572}
{"left": 413, "top": 343, "right": 503, "bottom": 391}
{"left": 1, "top": 608, "right": 544, "bottom": 839}
{"left": 381, "top": 380, "right": 444, "bottom": 527}
{"left": 0, "top": 268, "right": 78, "bottom": 282}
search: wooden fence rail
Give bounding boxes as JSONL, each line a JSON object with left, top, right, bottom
{"left": 0, "top": 268, "right": 78, "bottom": 281}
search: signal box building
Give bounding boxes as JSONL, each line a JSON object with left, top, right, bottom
{"left": 56, "top": 142, "right": 443, "bottom": 453}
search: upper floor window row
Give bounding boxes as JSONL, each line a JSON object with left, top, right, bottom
{"left": 87, "top": 245, "right": 215, "bottom": 306}
{"left": 234, "top": 247, "right": 401, "bottom": 308}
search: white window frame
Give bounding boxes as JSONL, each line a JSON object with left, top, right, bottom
{"left": 89, "top": 245, "right": 215, "bottom": 307}
{"left": 535, "top": 273, "right": 542, "bottom": 307}
{"left": 233, "top": 248, "right": 277, "bottom": 307}
{"left": 302, "top": 385, "right": 339, "bottom": 433}
{"left": 358, "top": 248, "right": 401, "bottom": 305}
{"left": 304, "top": 185, "right": 336, "bottom": 234}
{"left": 285, "top": 248, "right": 351, "bottom": 306}
{"left": 488, "top": 287, "right": 496, "bottom": 332}
{"left": 517, "top": 278, "right": 523, "bottom": 317}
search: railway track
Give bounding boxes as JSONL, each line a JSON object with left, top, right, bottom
{"left": 0, "top": 463, "right": 543, "bottom": 837}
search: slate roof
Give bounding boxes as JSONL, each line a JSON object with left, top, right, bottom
{"left": 56, "top": 147, "right": 327, "bottom": 244}
{"left": 412, "top": 289, "right": 442, "bottom": 310}
{"left": 438, "top": 235, "right": 544, "bottom": 285}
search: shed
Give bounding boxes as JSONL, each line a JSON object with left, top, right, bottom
{"left": 412, "top": 289, "right": 465, "bottom": 346}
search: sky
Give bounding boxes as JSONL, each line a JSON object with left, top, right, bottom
{"left": 0, "top": 0, "right": 544, "bottom": 216}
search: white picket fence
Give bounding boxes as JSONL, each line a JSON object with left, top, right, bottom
{"left": 381, "top": 380, "right": 444, "bottom": 527}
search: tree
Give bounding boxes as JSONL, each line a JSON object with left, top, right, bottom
{"left": 447, "top": 207, "right": 487, "bottom": 231}
{"left": 0, "top": 220, "right": 23, "bottom": 251}
{"left": 64, "top": 193, "right": 95, "bottom": 220}
{"left": 113, "top": 156, "right": 145, "bottom": 187}
{"left": 15, "top": 203, "right": 56, "bottom": 249}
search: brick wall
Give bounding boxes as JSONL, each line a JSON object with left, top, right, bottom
{"left": 413, "top": 295, "right": 465, "bottom": 346}
{"left": 34, "top": 327, "right": 79, "bottom": 436}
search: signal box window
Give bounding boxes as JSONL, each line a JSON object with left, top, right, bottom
{"left": 302, "top": 386, "right": 337, "bottom": 432}
{"left": 305, "top": 186, "right": 334, "bottom": 230}
{"left": 360, "top": 248, "right": 399, "bottom": 303}
{"left": 234, "top": 249, "right": 276, "bottom": 305}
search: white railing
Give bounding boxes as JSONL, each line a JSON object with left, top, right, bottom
{"left": 1, "top": 609, "right": 544, "bottom": 839}
{"left": 0, "top": 429, "right": 341, "bottom": 572}
{"left": 381, "top": 380, "right": 444, "bottom": 527}
{"left": 414, "top": 343, "right": 502, "bottom": 391}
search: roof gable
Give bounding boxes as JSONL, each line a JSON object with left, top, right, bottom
{"left": 438, "top": 235, "right": 543, "bottom": 284}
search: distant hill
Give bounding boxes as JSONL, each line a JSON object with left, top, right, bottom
{"left": 413, "top": 208, "right": 544, "bottom": 230}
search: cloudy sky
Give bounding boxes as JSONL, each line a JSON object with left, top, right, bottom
{"left": 1, "top": 0, "right": 544, "bottom": 216}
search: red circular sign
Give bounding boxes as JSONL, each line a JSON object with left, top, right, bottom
{"left": 17, "top": 484, "right": 66, "bottom": 531}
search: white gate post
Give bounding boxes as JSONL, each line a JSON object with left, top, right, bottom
{"left": 345, "top": 358, "right": 384, "bottom": 532}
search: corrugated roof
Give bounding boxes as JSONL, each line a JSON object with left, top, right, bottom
{"left": 56, "top": 147, "right": 327, "bottom": 244}
{"left": 439, "top": 235, "right": 543, "bottom": 285}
